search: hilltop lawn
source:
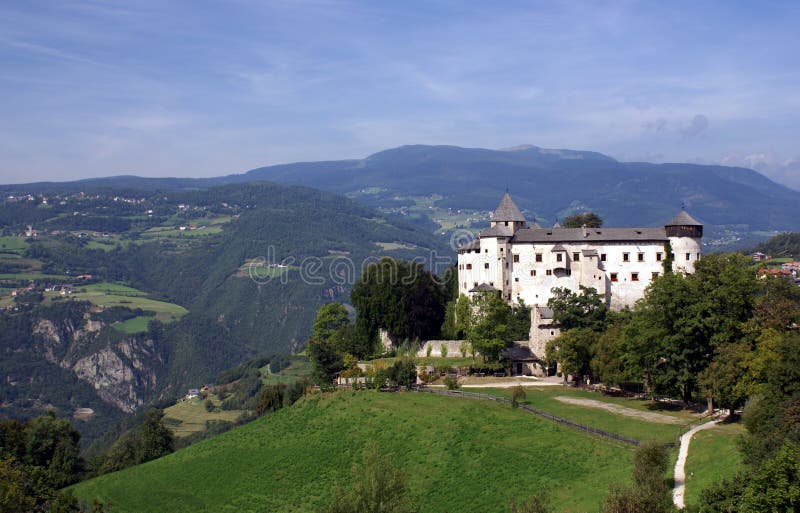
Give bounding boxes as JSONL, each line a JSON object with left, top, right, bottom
{"left": 73, "top": 391, "right": 637, "bottom": 513}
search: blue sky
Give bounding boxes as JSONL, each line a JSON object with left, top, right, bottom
{"left": 1, "top": 0, "right": 799, "bottom": 187}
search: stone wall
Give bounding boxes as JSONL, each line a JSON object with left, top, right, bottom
{"left": 415, "top": 340, "right": 468, "bottom": 358}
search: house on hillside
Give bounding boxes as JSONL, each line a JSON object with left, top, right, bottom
{"left": 186, "top": 389, "right": 200, "bottom": 399}
{"left": 751, "top": 252, "right": 771, "bottom": 262}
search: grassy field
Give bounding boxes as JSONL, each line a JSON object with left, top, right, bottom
{"left": 113, "top": 316, "right": 153, "bottom": 334}
{"left": 0, "top": 272, "right": 71, "bottom": 280}
{"left": 43, "top": 282, "right": 187, "bottom": 320}
{"left": 81, "top": 282, "right": 146, "bottom": 295}
{"left": 683, "top": 421, "right": 745, "bottom": 508}
{"left": 0, "top": 236, "right": 27, "bottom": 254}
{"left": 163, "top": 395, "right": 245, "bottom": 438}
{"left": 72, "top": 391, "right": 637, "bottom": 513}
{"left": 480, "top": 386, "right": 701, "bottom": 444}
{"left": 261, "top": 357, "right": 312, "bottom": 385}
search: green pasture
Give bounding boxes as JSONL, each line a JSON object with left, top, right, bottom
{"left": 73, "top": 391, "right": 636, "bottom": 513}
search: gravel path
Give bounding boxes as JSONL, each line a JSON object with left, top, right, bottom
{"left": 673, "top": 419, "right": 722, "bottom": 509}
{"left": 554, "top": 396, "right": 687, "bottom": 424}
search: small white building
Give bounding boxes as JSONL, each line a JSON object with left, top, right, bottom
{"left": 457, "top": 192, "right": 703, "bottom": 358}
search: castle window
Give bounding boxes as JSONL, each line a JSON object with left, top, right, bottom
{"left": 515, "top": 277, "right": 519, "bottom": 282}
{"left": 535, "top": 253, "right": 542, "bottom": 262}
{"left": 513, "top": 254, "right": 520, "bottom": 263}
{"left": 638, "top": 253, "right": 644, "bottom": 262}
{"left": 610, "top": 272, "right": 618, "bottom": 282}
{"left": 623, "top": 253, "right": 630, "bottom": 262}
{"left": 550, "top": 331, "right": 555, "bottom": 336}
{"left": 686, "top": 253, "right": 691, "bottom": 261}
{"left": 500, "top": 247, "right": 504, "bottom": 252}
{"left": 546, "top": 270, "right": 552, "bottom": 276}
{"left": 652, "top": 272, "right": 659, "bottom": 279}
{"left": 473, "top": 282, "right": 478, "bottom": 287}
{"left": 656, "top": 252, "right": 663, "bottom": 261}
{"left": 573, "top": 252, "right": 580, "bottom": 261}
{"left": 556, "top": 253, "right": 563, "bottom": 262}
{"left": 631, "top": 272, "right": 639, "bottom": 281}
{"left": 485, "top": 249, "right": 488, "bottom": 253}
{"left": 463, "top": 282, "right": 467, "bottom": 288}
{"left": 489, "top": 282, "right": 494, "bottom": 286}
{"left": 601, "top": 253, "right": 607, "bottom": 262}
{"left": 505, "top": 262, "right": 509, "bottom": 269}
{"left": 484, "top": 263, "right": 489, "bottom": 269}
{"left": 466, "top": 263, "right": 472, "bottom": 270}
{"left": 531, "top": 270, "right": 536, "bottom": 276}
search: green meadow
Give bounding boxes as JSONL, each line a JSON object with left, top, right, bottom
{"left": 683, "top": 421, "right": 744, "bottom": 508}
{"left": 73, "top": 391, "right": 637, "bottom": 513}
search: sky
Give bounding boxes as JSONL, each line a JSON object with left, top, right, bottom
{"left": 1, "top": 0, "right": 799, "bottom": 188}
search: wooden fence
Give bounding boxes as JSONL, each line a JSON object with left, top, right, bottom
{"left": 398, "top": 387, "right": 642, "bottom": 446}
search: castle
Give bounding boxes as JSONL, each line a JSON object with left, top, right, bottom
{"left": 456, "top": 192, "right": 703, "bottom": 360}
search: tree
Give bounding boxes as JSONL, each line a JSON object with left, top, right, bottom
{"left": 100, "top": 409, "right": 174, "bottom": 474}
{"left": 307, "top": 336, "right": 343, "bottom": 386}
{"left": 24, "top": 412, "right": 84, "bottom": 487}
{"left": 562, "top": 212, "right": 603, "bottom": 228}
{"left": 600, "top": 442, "right": 674, "bottom": 513}
{"left": 511, "top": 385, "right": 526, "bottom": 408}
{"left": 313, "top": 302, "right": 350, "bottom": 342}
{"left": 508, "top": 300, "right": 532, "bottom": 341}
{"left": 467, "top": 291, "right": 513, "bottom": 362}
{"left": 351, "top": 258, "right": 446, "bottom": 343}
{"left": 386, "top": 358, "right": 417, "bottom": 388}
{"left": 591, "top": 311, "right": 633, "bottom": 386}
{"left": 135, "top": 409, "right": 174, "bottom": 464}
{"left": 547, "top": 286, "right": 607, "bottom": 332}
{"left": 326, "top": 444, "right": 418, "bottom": 513}
{"left": 256, "top": 384, "right": 287, "bottom": 416}
{"left": 545, "top": 328, "right": 598, "bottom": 381}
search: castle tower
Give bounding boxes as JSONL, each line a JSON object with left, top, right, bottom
{"left": 490, "top": 191, "right": 527, "bottom": 233}
{"left": 456, "top": 192, "right": 527, "bottom": 300}
{"left": 665, "top": 210, "right": 703, "bottom": 273}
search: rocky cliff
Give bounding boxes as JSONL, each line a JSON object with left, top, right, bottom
{"left": 2, "top": 301, "right": 165, "bottom": 421}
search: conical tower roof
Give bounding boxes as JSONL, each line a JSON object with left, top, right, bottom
{"left": 491, "top": 192, "right": 526, "bottom": 222}
{"left": 666, "top": 210, "right": 702, "bottom": 226}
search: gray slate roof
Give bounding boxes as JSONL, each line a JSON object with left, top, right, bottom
{"left": 491, "top": 192, "right": 526, "bottom": 222}
{"left": 512, "top": 227, "right": 668, "bottom": 243}
{"left": 666, "top": 210, "right": 703, "bottom": 226}
{"left": 469, "top": 283, "right": 498, "bottom": 292}
{"left": 536, "top": 306, "right": 554, "bottom": 319}
{"left": 501, "top": 345, "right": 540, "bottom": 362}
{"left": 480, "top": 224, "right": 514, "bottom": 238}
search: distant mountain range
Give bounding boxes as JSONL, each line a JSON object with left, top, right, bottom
{"left": 4, "top": 144, "right": 799, "bottom": 237}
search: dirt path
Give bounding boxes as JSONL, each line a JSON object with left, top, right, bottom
{"left": 554, "top": 396, "right": 687, "bottom": 424}
{"left": 673, "top": 419, "right": 722, "bottom": 509}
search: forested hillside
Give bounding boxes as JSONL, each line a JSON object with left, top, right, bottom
{"left": 0, "top": 182, "right": 451, "bottom": 438}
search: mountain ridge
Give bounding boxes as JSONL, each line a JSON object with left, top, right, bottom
{"left": 3, "top": 144, "right": 799, "bottom": 238}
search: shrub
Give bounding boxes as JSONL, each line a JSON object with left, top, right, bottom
{"left": 444, "top": 376, "right": 460, "bottom": 390}
{"left": 511, "top": 385, "right": 527, "bottom": 408}
{"left": 426, "top": 344, "right": 432, "bottom": 358}
{"left": 440, "top": 344, "right": 448, "bottom": 358}
{"left": 204, "top": 399, "right": 215, "bottom": 412}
